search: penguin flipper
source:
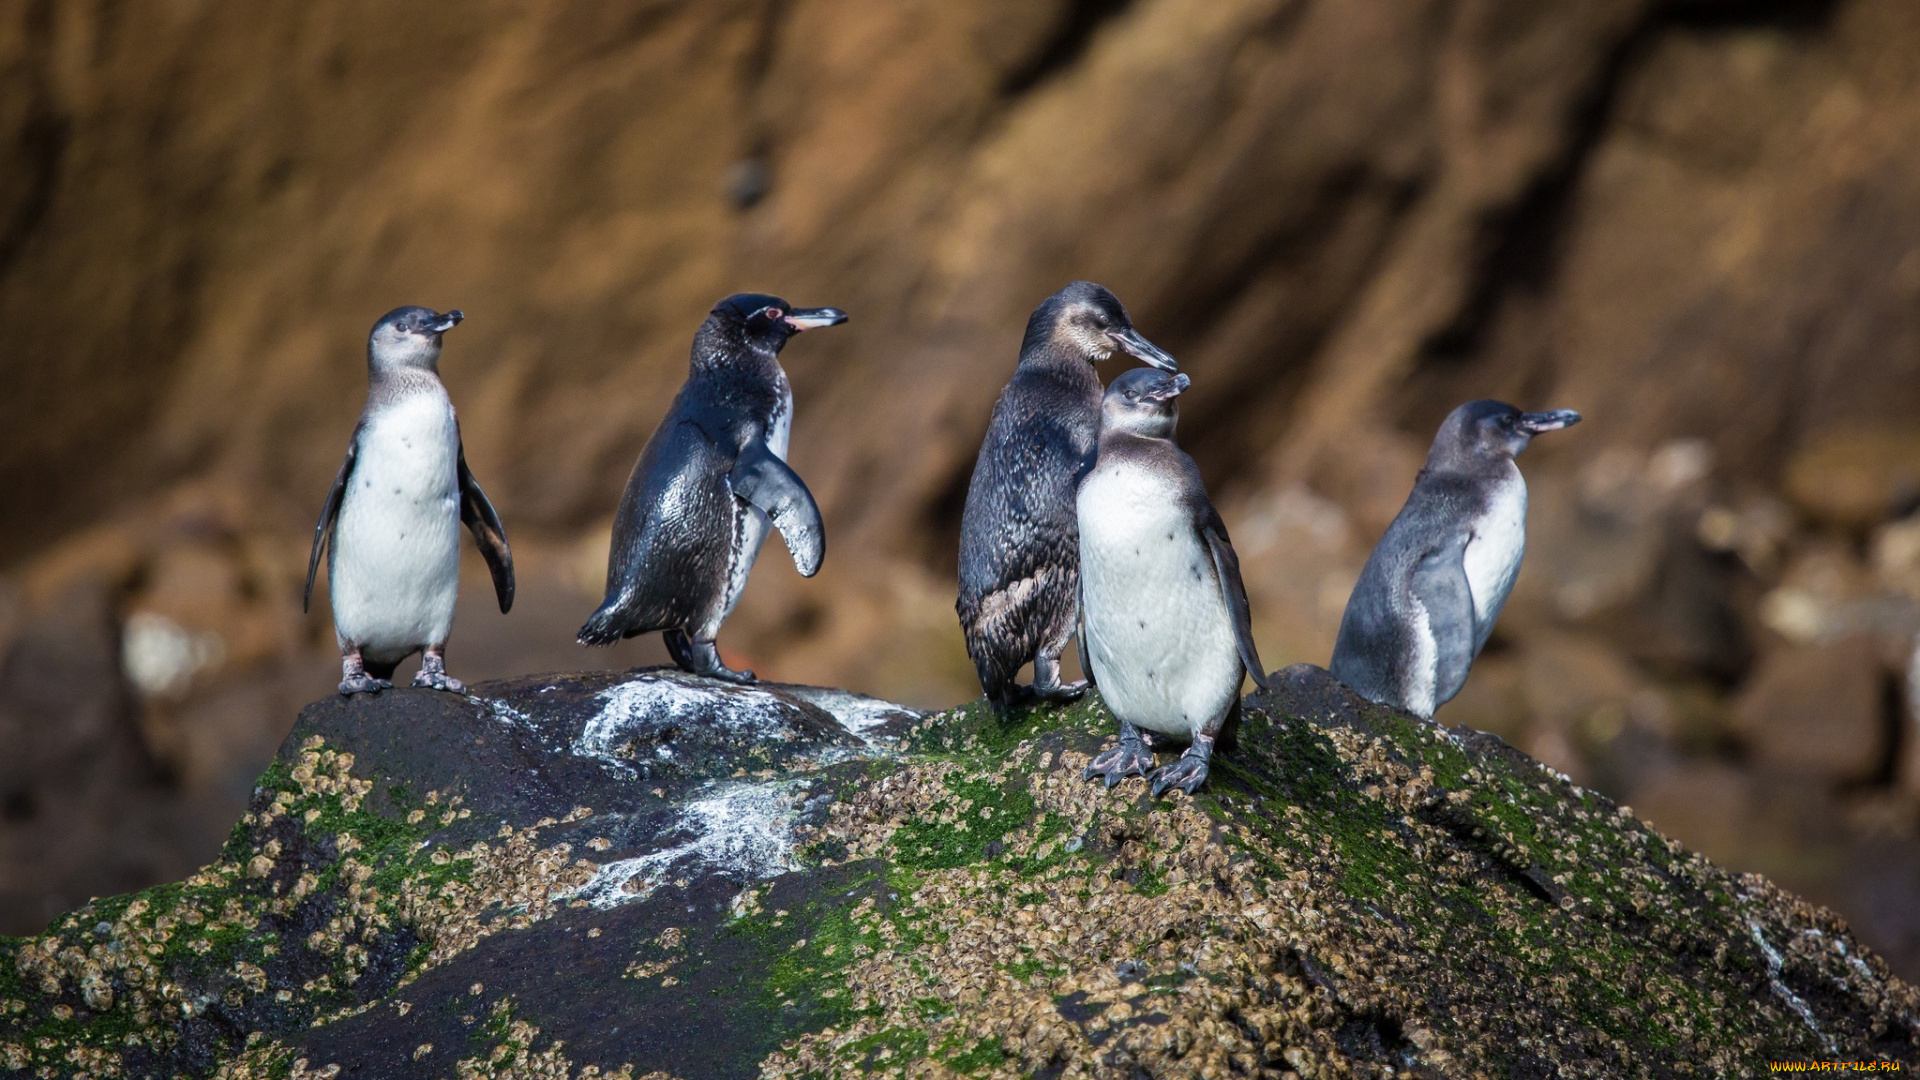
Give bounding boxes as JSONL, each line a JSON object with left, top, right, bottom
{"left": 1410, "top": 538, "right": 1475, "bottom": 708}
{"left": 456, "top": 438, "right": 516, "bottom": 613}
{"left": 729, "top": 442, "right": 824, "bottom": 577}
{"left": 305, "top": 428, "right": 360, "bottom": 614}
{"left": 1200, "top": 510, "right": 1271, "bottom": 692}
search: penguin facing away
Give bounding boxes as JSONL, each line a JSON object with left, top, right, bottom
{"left": 305, "top": 306, "right": 514, "bottom": 697}
{"left": 956, "top": 281, "right": 1178, "bottom": 710}
{"left": 1329, "top": 400, "right": 1581, "bottom": 719}
{"left": 578, "top": 293, "right": 846, "bottom": 682}
{"left": 1078, "top": 368, "right": 1271, "bottom": 796}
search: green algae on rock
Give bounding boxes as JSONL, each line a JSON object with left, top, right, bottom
{"left": 0, "top": 665, "right": 1915, "bottom": 1078}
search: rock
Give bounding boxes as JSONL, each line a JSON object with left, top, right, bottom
{"left": 1, "top": 666, "right": 1915, "bottom": 1077}
{"left": 1784, "top": 428, "right": 1920, "bottom": 532}
{"left": 1733, "top": 640, "right": 1889, "bottom": 783}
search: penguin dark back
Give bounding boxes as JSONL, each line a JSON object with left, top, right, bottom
{"left": 578, "top": 293, "right": 846, "bottom": 685}
{"left": 955, "top": 281, "right": 1178, "bottom": 710}
{"left": 1329, "top": 398, "right": 1580, "bottom": 719}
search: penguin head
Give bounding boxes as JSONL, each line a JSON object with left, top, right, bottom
{"left": 1433, "top": 400, "right": 1583, "bottom": 468}
{"left": 367, "top": 306, "right": 463, "bottom": 373}
{"left": 707, "top": 293, "right": 849, "bottom": 356}
{"left": 1027, "top": 281, "right": 1178, "bottom": 371}
{"left": 1101, "top": 367, "right": 1190, "bottom": 438}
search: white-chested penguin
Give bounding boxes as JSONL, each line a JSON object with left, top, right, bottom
{"left": 1078, "top": 368, "right": 1271, "bottom": 796}
{"left": 1329, "top": 400, "right": 1581, "bottom": 719}
{"left": 305, "top": 306, "right": 514, "bottom": 697}
{"left": 956, "top": 282, "right": 1177, "bottom": 710}
{"left": 577, "top": 293, "right": 846, "bottom": 681}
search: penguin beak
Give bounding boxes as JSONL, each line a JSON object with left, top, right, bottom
{"left": 1517, "top": 409, "right": 1581, "bottom": 434}
{"left": 782, "top": 307, "right": 848, "bottom": 332}
{"left": 1107, "top": 326, "right": 1179, "bottom": 372}
{"left": 1141, "top": 373, "right": 1191, "bottom": 403}
{"left": 427, "top": 310, "right": 464, "bottom": 334}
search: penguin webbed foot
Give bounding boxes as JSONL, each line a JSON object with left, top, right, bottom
{"left": 412, "top": 670, "right": 468, "bottom": 695}
{"left": 1084, "top": 730, "right": 1156, "bottom": 788}
{"left": 1148, "top": 751, "right": 1210, "bottom": 797}
{"left": 679, "top": 636, "right": 756, "bottom": 684}
{"left": 338, "top": 648, "right": 393, "bottom": 697}
{"left": 412, "top": 646, "right": 468, "bottom": 695}
{"left": 338, "top": 675, "right": 392, "bottom": 697}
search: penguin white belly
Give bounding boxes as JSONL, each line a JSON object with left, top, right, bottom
{"left": 331, "top": 394, "right": 462, "bottom": 662}
{"left": 1077, "top": 464, "right": 1241, "bottom": 741}
{"left": 711, "top": 384, "right": 792, "bottom": 635}
{"left": 1461, "top": 469, "right": 1527, "bottom": 627}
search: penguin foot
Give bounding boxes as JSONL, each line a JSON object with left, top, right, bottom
{"left": 1148, "top": 752, "right": 1210, "bottom": 797}
{"left": 683, "top": 639, "right": 756, "bottom": 684}
{"left": 1030, "top": 654, "right": 1089, "bottom": 702}
{"left": 413, "top": 645, "right": 468, "bottom": 695}
{"left": 412, "top": 670, "right": 468, "bottom": 695}
{"left": 1031, "top": 678, "right": 1089, "bottom": 702}
{"left": 1084, "top": 738, "right": 1156, "bottom": 788}
{"left": 338, "top": 675, "right": 392, "bottom": 696}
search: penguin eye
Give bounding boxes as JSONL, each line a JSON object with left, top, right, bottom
{"left": 763, "top": 307, "right": 784, "bottom": 321}
{"left": 1125, "top": 391, "right": 1138, "bottom": 401}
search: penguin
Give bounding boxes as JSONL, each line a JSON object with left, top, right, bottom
{"left": 305, "top": 306, "right": 514, "bottom": 697}
{"left": 956, "top": 281, "right": 1178, "bottom": 710}
{"left": 577, "top": 293, "right": 846, "bottom": 681}
{"left": 1329, "top": 400, "right": 1581, "bottom": 719}
{"left": 1077, "top": 368, "right": 1270, "bottom": 796}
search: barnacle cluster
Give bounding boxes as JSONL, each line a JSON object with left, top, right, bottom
{"left": 448, "top": 998, "right": 645, "bottom": 1080}
{"left": 0, "top": 736, "right": 597, "bottom": 1079}
{"left": 4, "top": 680, "right": 1919, "bottom": 1078}
{"left": 757, "top": 690, "right": 1920, "bottom": 1078}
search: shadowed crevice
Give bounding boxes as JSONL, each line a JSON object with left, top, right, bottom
{"left": 999, "top": 0, "right": 1138, "bottom": 98}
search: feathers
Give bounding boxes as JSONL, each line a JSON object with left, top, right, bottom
{"left": 956, "top": 364, "right": 1100, "bottom": 701}
{"left": 1200, "top": 510, "right": 1270, "bottom": 692}
{"left": 457, "top": 435, "right": 515, "bottom": 613}
{"left": 305, "top": 423, "right": 360, "bottom": 614}
{"left": 729, "top": 441, "right": 824, "bottom": 577}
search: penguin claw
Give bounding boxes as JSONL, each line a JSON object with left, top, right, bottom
{"left": 1148, "top": 755, "right": 1209, "bottom": 798}
{"left": 338, "top": 676, "right": 392, "bottom": 697}
{"left": 1083, "top": 740, "right": 1156, "bottom": 787}
{"left": 412, "top": 671, "right": 468, "bottom": 695}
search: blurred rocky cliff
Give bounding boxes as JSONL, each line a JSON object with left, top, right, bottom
{"left": 3, "top": 0, "right": 1920, "bottom": 977}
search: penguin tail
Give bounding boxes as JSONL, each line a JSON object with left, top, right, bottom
{"left": 576, "top": 602, "right": 632, "bottom": 647}
{"left": 963, "top": 631, "right": 1024, "bottom": 712}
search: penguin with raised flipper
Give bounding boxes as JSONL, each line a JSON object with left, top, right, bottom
{"left": 578, "top": 294, "right": 846, "bottom": 682}
{"left": 1077, "top": 368, "right": 1270, "bottom": 796}
{"left": 956, "top": 281, "right": 1178, "bottom": 710}
{"left": 1329, "top": 400, "right": 1581, "bottom": 719}
{"left": 306, "top": 306, "right": 514, "bottom": 697}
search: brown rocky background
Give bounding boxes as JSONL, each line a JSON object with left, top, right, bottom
{"left": 2, "top": 0, "right": 1919, "bottom": 982}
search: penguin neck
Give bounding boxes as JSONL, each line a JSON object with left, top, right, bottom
{"left": 692, "top": 326, "right": 784, "bottom": 380}
{"left": 1098, "top": 427, "right": 1177, "bottom": 458}
{"left": 1016, "top": 340, "right": 1103, "bottom": 395}
{"left": 368, "top": 366, "right": 445, "bottom": 404}
{"left": 1421, "top": 445, "right": 1519, "bottom": 486}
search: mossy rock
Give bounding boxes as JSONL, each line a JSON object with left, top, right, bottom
{"left": 0, "top": 664, "right": 1914, "bottom": 1078}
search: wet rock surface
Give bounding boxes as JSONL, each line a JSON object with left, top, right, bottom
{"left": 1, "top": 666, "right": 1915, "bottom": 1078}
